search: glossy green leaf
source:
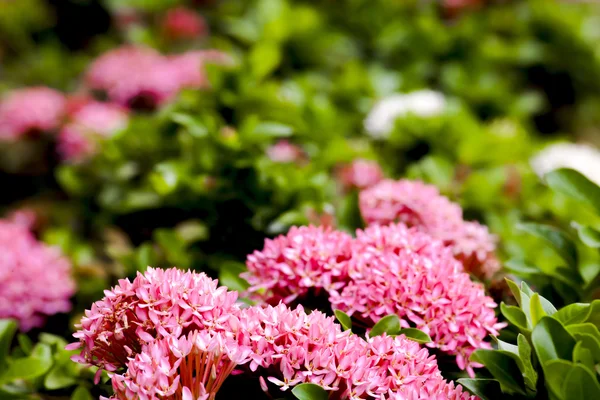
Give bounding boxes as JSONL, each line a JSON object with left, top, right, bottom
{"left": 249, "top": 42, "right": 282, "bottom": 79}
{"left": 291, "top": 383, "right": 329, "bottom": 400}
{"left": 561, "top": 363, "right": 600, "bottom": 399}
{"left": 545, "top": 168, "right": 600, "bottom": 214}
{"left": 573, "top": 341, "right": 595, "bottom": 372}
{"left": 501, "top": 303, "right": 529, "bottom": 331}
{"left": 545, "top": 359, "right": 573, "bottom": 399}
{"left": 565, "top": 323, "right": 600, "bottom": 339}
{"left": 0, "top": 345, "right": 53, "bottom": 383}
{"left": 518, "top": 334, "right": 538, "bottom": 390}
{"left": 470, "top": 349, "right": 527, "bottom": 395}
{"left": 0, "top": 320, "right": 17, "bottom": 365}
{"left": 532, "top": 316, "right": 577, "bottom": 366}
{"left": 334, "top": 310, "right": 352, "bottom": 332}
{"left": 398, "top": 328, "right": 431, "bottom": 344}
{"left": 554, "top": 303, "right": 593, "bottom": 326}
{"left": 505, "top": 279, "right": 522, "bottom": 306}
{"left": 369, "top": 315, "right": 401, "bottom": 338}
{"left": 44, "top": 364, "right": 77, "bottom": 390}
{"left": 504, "top": 259, "right": 540, "bottom": 276}
{"left": 530, "top": 293, "right": 547, "bottom": 325}
{"left": 517, "top": 223, "right": 577, "bottom": 268}
{"left": 16, "top": 334, "right": 32, "bottom": 356}
{"left": 456, "top": 378, "right": 504, "bottom": 400}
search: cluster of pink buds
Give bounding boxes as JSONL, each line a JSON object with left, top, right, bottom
{"left": 359, "top": 179, "right": 500, "bottom": 279}
{"left": 243, "top": 222, "right": 504, "bottom": 375}
{"left": 69, "top": 267, "right": 475, "bottom": 399}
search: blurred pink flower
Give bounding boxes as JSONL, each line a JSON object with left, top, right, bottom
{"left": 0, "top": 87, "right": 66, "bottom": 140}
{"left": 0, "top": 219, "right": 74, "bottom": 331}
{"left": 162, "top": 6, "right": 208, "bottom": 40}
{"left": 242, "top": 225, "right": 354, "bottom": 305}
{"left": 359, "top": 179, "right": 500, "bottom": 279}
{"left": 85, "top": 46, "right": 231, "bottom": 110}
{"left": 330, "top": 223, "right": 505, "bottom": 376}
{"left": 266, "top": 140, "right": 305, "bottom": 163}
{"left": 336, "top": 159, "right": 384, "bottom": 191}
{"left": 57, "top": 101, "right": 129, "bottom": 162}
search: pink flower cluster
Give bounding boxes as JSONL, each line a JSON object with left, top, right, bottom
{"left": 85, "top": 46, "right": 232, "bottom": 110}
{"left": 0, "top": 87, "right": 66, "bottom": 140}
{"left": 243, "top": 224, "right": 504, "bottom": 374}
{"left": 58, "top": 100, "right": 129, "bottom": 162}
{"left": 161, "top": 6, "right": 208, "bottom": 40}
{"left": 359, "top": 179, "right": 500, "bottom": 279}
{"left": 69, "top": 267, "right": 475, "bottom": 399}
{"left": 266, "top": 140, "right": 306, "bottom": 163}
{"left": 0, "top": 219, "right": 75, "bottom": 331}
{"left": 336, "top": 159, "right": 384, "bottom": 191}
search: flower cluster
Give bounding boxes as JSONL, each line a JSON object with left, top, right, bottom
{"left": 336, "top": 159, "right": 384, "bottom": 191}
{"left": 58, "top": 100, "right": 129, "bottom": 162}
{"left": 363, "top": 90, "right": 447, "bottom": 138}
{"left": 359, "top": 179, "right": 500, "bottom": 279}
{"left": 242, "top": 225, "right": 354, "bottom": 304}
{"left": 331, "top": 224, "right": 505, "bottom": 376}
{"left": 0, "top": 87, "right": 66, "bottom": 140}
{"left": 70, "top": 267, "right": 475, "bottom": 399}
{"left": 266, "top": 140, "right": 305, "bottom": 163}
{"left": 243, "top": 223, "right": 503, "bottom": 373}
{"left": 0, "top": 218, "right": 75, "bottom": 331}
{"left": 161, "top": 6, "right": 208, "bottom": 40}
{"left": 85, "top": 46, "right": 231, "bottom": 110}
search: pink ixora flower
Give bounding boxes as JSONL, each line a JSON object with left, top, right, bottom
{"left": 336, "top": 159, "right": 384, "bottom": 191}
{"left": 57, "top": 101, "right": 129, "bottom": 162}
{"left": 0, "top": 219, "right": 74, "bottom": 331}
{"left": 330, "top": 223, "right": 505, "bottom": 376}
{"left": 237, "top": 304, "right": 475, "bottom": 399}
{"left": 161, "top": 6, "right": 208, "bottom": 40}
{"left": 68, "top": 267, "right": 240, "bottom": 374}
{"left": 241, "top": 225, "right": 354, "bottom": 305}
{"left": 73, "top": 267, "right": 475, "bottom": 399}
{"left": 359, "top": 179, "right": 500, "bottom": 279}
{"left": 0, "top": 87, "right": 66, "bottom": 140}
{"left": 85, "top": 46, "right": 231, "bottom": 110}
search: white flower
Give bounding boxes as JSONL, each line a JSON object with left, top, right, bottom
{"left": 530, "top": 142, "right": 600, "bottom": 186}
{"left": 363, "top": 90, "right": 447, "bottom": 138}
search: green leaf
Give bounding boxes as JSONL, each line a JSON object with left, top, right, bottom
{"left": 495, "top": 338, "right": 519, "bottom": 356}
{"left": 334, "top": 310, "right": 352, "bottom": 332}
{"left": 44, "top": 364, "right": 77, "bottom": 390}
{"left": 16, "top": 334, "right": 32, "bottom": 356}
{"left": 562, "top": 363, "right": 600, "bottom": 399}
{"left": 249, "top": 42, "right": 282, "bottom": 79}
{"left": 504, "top": 259, "right": 540, "bottom": 276}
{"left": 518, "top": 334, "right": 538, "bottom": 391}
{"left": 252, "top": 122, "right": 293, "bottom": 139}
{"left": 456, "top": 378, "right": 504, "bottom": 400}
{"left": 218, "top": 262, "right": 250, "bottom": 293}
{"left": 517, "top": 223, "right": 578, "bottom": 268}
{"left": 573, "top": 341, "right": 595, "bottom": 372}
{"left": 398, "top": 328, "right": 432, "bottom": 344}
{"left": 291, "top": 383, "right": 329, "bottom": 400}
{"left": 545, "top": 359, "right": 573, "bottom": 399}
{"left": 501, "top": 303, "right": 529, "bottom": 331}
{"left": 170, "top": 113, "right": 208, "bottom": 138}
{"left": 71, "top": 385, "right": 93, "bottom": 400}
{"left": 505, "top": 279, "right": 522, "bottom": 306}
{"left": 532, "top": 317, "right": 577, "bottom": 366}
{"left": 573, "top": 223, "right": 600, "bottom": 248}
{"left": 369, "top": 315, "right": 401, "bottom": 338}
{"left": 530, "top": 293, "right": 547, "bottom": 326}
{"left": 572, "top": 333, "right": 600, "bottom": 363}
{"left": 470, "top": 349, "right": 527, "bottom": 395}
{"left": 0, "top": 345, "right": 53, "bottom": 384}
{"left": 545, "top": 168, "right": 600, "bottom": 214}
{"left": 0, "top": 319, "right": 17, "bottom": 365}
{"left": 566, "top": 323, "right": 600, "bottom": 339}
{"left": 554, "top": 303, "right": 593, "bottom": 326}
